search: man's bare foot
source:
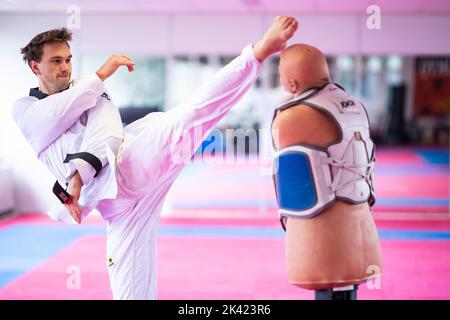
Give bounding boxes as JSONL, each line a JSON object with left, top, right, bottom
{"left": 253, "top": 16, "right": 298, "bottom": 62}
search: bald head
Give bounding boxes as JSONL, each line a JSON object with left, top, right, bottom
{"left": 279, "top": 44, "right": 330, "bottom": 95}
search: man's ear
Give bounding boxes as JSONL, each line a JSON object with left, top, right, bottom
{"left": 288, "top": 79, "right": 298, "bottom": 94}
{"left": 30, "top": 60, "right": 41, "bottom": 75}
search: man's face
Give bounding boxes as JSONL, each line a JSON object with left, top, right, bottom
{"left": 32, "top": 42, "right": 72, "bottom": 93}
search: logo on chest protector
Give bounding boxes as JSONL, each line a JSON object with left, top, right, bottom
{"left": 339, "top": 100, "right": 359, "bottom": 113}
{"left": 101, "top": 92, "right": 111, "bottom": 100}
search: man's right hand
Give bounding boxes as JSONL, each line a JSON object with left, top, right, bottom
{"left": 64, "top": 171, "right": 84, "bottom": 224}
{"left": 96, "top": 54, "right": 135, "bottom": 81}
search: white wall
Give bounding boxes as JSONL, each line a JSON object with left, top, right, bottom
{"left": 0, "top": 14, "right": 69, "bottom": 213}
{"left": 0, "top": 12, "right": 449, "bottom": 213}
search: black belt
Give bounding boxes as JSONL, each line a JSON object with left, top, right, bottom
{"left": 63, "top": 152, "right": 103, "bottom": 177}
{"left": 52, "top": 152, "right": 103, "bottom": 203}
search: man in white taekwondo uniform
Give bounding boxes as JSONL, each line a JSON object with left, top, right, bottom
{"left": 12, "top": 17, "right": 298, "bottom": 299}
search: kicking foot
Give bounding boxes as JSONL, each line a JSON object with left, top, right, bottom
{"left": 253, "top": 16, "right": 298, "bottom": 62}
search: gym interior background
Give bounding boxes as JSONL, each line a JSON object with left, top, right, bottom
{"left": 0, "top": 0, "right": 449, "bottom": 299}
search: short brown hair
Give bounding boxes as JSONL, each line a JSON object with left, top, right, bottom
{"left": 20, "top": 28, "right": 72, "bottom": 69}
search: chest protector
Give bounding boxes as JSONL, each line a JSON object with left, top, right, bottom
{"left": 272, "top": 83, "right": 375, "bottom": 228}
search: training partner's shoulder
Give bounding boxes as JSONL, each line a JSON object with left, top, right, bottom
{"left": 272, "top": 103, "right": 320, "bottom": 148}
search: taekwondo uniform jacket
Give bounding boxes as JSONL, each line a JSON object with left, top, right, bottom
{"left": 12, "top": 74, "right": 123, "bottom": 222}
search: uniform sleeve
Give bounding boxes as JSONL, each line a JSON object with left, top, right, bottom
{"left": 12, "top": 74, "right": 105, "bottom": 155}
{"left": 69, "top": 158, "right": 97, "bottom": 185}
